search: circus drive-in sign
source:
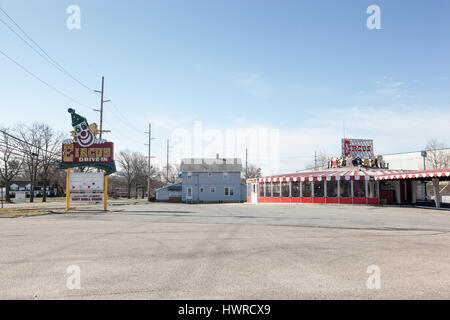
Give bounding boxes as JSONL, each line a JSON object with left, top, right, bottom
{"left": 341, "top": 138, "right": 374, "bottom": 159}
{"left": 58, "top": 108, "right": 116, "bottom": 210}
{"left": 59, "top": 108, "right": 116, "bottom": 174}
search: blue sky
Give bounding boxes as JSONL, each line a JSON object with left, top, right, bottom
{"left": 1, "top": 0, "right": 449, "bottom": 174}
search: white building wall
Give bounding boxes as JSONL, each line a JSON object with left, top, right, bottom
{"left": 383, "top": 151, "right": 425, "bottom": 170}
{"left": 383, "top": 149, "right": 450, "bottom": 171}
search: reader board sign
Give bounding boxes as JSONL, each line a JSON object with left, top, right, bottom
{"left": 69, "top": 172, "right": 104, "bottom": 203}
{"left": 15, "top": 191, "right": 26, "bottom": 202}
{"left": 342, "top": 139, "right": 374, "bottom": 159}
{"left": 70, "top": 193, "right": 103, "bottom": 203}
{"left": 69, "top": 172, "right": 104, "bottom": 192}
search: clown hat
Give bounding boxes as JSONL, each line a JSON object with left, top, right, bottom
{"left": 68, "top": 108, "right": 87, "bottom": 127}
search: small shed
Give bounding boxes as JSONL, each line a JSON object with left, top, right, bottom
{"left": 156, "top": 183, "right": 182, "bottom": 202}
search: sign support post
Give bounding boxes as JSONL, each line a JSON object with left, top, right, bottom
{"left": 104, "top": 171, "right": 108, "bottom": 211}
{"left": 66, "top": 168, "right": 71, "bottom": 210}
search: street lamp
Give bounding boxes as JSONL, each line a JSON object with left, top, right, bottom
{"left": 421, "top": 151, "right": 428, "bottom": 199}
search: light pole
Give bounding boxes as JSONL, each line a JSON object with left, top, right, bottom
{"left": 30, "top": 152, "right": 38, "bottom": 203}
{"left": 421, "top": 151, "right": 428, "bottom": 199}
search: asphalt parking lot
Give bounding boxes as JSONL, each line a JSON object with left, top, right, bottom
{"left": 0, "top": 203, "right": 449, "bottom": 299}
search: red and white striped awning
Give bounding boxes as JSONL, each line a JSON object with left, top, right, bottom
{"left": 247, "top": 169, "right": 450, "bottom": 184}
{"left": 375, "top": 169, "right": 450, "bottom": 180}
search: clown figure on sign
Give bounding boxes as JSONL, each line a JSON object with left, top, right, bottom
{"left": 62, "top": 108, "right": 106, "bottom": 147}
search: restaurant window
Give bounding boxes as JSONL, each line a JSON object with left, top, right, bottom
{"left": 340, "top": 180, "right": 351, "bottom": 198}
{"left": 282, "top": 182, "right": 290, "bottom": 197}
{"left": 368, "top": 180, "right": 377, "bottom": 198}
{"left": 354, "top": 180, "right": 366, "bottom": 198}
{"left": 272, "top": 182, "right": 281, "bottom": 197}
{"left": 302, "top": 181, "right": 312, "bottom": 197}
{"left": 326, "top": 180, "right": 338, "bottom": 198}
{"left": 265, "top": 182, "right": 272, "bottom": 198}
{"left": 314, "top": 180, "right": 325, "bottom": 197}
{"left": 259, "top": 182, "right": 265, "bottom": 197}
{"left": 291, "top": 181, "right": 300, "bottom": 197}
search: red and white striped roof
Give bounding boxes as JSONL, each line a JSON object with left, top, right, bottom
{"left": 247, "top": 169, "right": 450, "bottom": 183}
{"left": 375, "top": 169, "right": 450, "bottom": 180}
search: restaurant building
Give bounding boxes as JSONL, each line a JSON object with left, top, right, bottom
{"left": 246, "top": 139, "right": 450, "bottom": 208}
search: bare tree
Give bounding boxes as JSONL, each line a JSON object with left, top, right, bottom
{"left": 316, "top": 151, "right": 329, "bottom": 168}
{"left": 305, "top": 150, "right": 329, "bottom": 170}
{"left": 15, "top": 123, "right": 45, "bottom": 203}
{"left": 117, "top": 150, "right": 136, "bottom": 199}
{"left": 425, "top": 139, "right": 450, "bottom": 170}
{"left": 132, "top": 153, "right": 148, "bottom": 199}
{"left": 244, "top": 164, "right": 262, "bottom": 180}
{"left": 38, "top": 125, "right": 64, "bottom": 202}
{"left": 164, "top": 163, "right": 181, "bottom": 184}
{"left": 0, "top": 127, "right": 23, "bottom": 202}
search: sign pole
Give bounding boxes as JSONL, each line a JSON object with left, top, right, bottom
{"left": 66, "top": 168, "right": 71, "bottom": 210}
{"left": 103, "top": 171, "right": 108, "bottom": 211}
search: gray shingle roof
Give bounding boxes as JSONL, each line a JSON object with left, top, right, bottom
{"left": 180, "top": 158, "right": 242, "bottom": 173}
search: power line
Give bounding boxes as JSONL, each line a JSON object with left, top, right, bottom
{"left": 0, "top": 129, "right": 60, "bottom": 157}
{"left": 0, "top": 6, "right": 146, "bottom": 147}
{"left": 0, "top": 6, "right": 147, "bottom": 142}
{"left": 0, "top": 6, "right": 95, "bottom": 92}
{"left": 109, "top": 100, "right": 145, "bottom": 135}
{"left": 0, "top": 49, "right": 93, "bottom": 111}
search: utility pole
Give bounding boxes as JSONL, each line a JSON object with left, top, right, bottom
{"left": 145, "top": 124, "right": 155, "bottom": 201}
{"left": 245, "top": 148, "right": 248, "bottom": 179}
{"left": 314, "top": 151, "right": 317, "bottom": 170}
{"left": 94, "top": 76, "right": 111, "bottom": 139}
{"left": 99, "top": 76, "right": 104, "bottom": 139}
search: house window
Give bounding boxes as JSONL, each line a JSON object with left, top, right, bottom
{"left": 208, "top": 172, "right": 212, "bottom": 177}
{"left": 225, "top": 187, "right": 229, "bottom": 196}
{"left": 187, "top": 173, "right": 192, "bottom": 181}
{"left": 200, "top": 187, "right": 204, "bottom": 192}
{"left": 223, "top": 172, "right": 228, "bottom": 180}
{"left": 210, "top": 187, "right": 215, "bottom": 193}
{"left": 230, "top": 187, "right": 234, "bottom": 196}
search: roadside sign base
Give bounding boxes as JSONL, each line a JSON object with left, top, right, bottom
{"left": 65, "top": 169, "right": 108, "bottom": 211}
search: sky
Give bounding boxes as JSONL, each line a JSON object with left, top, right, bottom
{"left": 1, "top": 0, "right": 449, "bottom": 175}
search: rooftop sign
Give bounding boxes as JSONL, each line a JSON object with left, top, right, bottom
{"left": 342, "top": 139, "right": 374, "bottom": 159}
